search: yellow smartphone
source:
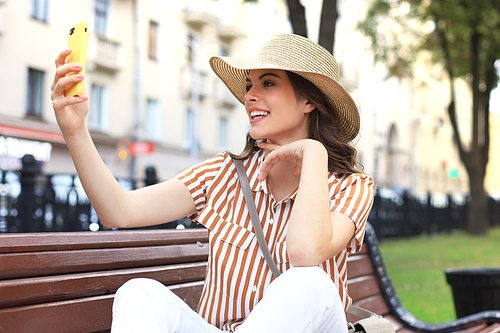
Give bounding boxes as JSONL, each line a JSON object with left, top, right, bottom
{"left": 65, "top": 21, "right": 88, "bottom": 97}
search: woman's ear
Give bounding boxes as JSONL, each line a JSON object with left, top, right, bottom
{"left": 303, "top": 100, "right": 316, "bottom": 114}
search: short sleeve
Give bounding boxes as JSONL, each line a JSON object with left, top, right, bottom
{"left": 175, "top": 152, "right": 227, "bottom": 220}
{"left": 329, "top": 173, "right": 374, "bottom": 253}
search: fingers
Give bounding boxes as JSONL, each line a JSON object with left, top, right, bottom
{"left": 51, "top": 63, "right": 83, "bottom": 92}
{"left": 52, "top": 94, "right": 88, "bottom": 113}
{"left": 51, "top": 74, "right": 85, "bottom": 99}
{"left": 55, "top": 48, "right": 72, "bottom": 68}
{"left": 258, "top": 147, "right": 297, "bottom": 181}
{"left": 257, "top": 141, "right": 308, "bottom": 181}
{"left": 51, "top": 72, "right": 87, "bottom": 115}
{"left": 52, "top": 49, "right": 82, "bottom": 91}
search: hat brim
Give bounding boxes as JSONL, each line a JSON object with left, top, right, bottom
{"left": 209, "top": 56, "right": 360, "bottom": 142}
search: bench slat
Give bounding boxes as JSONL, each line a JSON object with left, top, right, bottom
{"left": 0, "top": 229, "right": 209, "bottom": 253}
{"left": 478, "top": 323, "right": 500, "bottom": 333}
{"left": 351, "top": 294, "right": 390, "bottom": 317}
{"left": 456, "top": 324, "right": 489, "bottom": 333}
{"left": 0, "top": 294, "right": 114, "bottom": 333}
{"left": 396, "top": 328, "right": 418, "bottom": 333}
{"left": 0, "top": 243, "right": 209, "bottom": 279}
{"left": 347, "top": 275, "right": 381, "bottom": 302}
{"left": 0, "top": 281, "right": 204, "bottom": 333}
{"left": 0, "top": 262, "right": 207, "bottom": 309}
{"left": 347, "top": 254, "right": 374, "bottom": 279}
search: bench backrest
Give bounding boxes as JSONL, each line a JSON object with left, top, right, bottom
{"left": 0, "top": 229, "right": 209, "bottom": 333}
{"left": 0, "top": 225, "right": 395, "bottom": 333}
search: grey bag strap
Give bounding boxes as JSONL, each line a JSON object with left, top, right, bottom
{"left": 347, "top": 317, "right": 395, "bottom": 333}
{"left": 233, "top": 158, "right": 282, "bottom": 278}
{"left": 347, "top": 305, "right": 382, "bottom": 319}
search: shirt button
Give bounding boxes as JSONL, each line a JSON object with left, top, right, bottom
{"left": 269, "top": 218, "right": 274, "bottom": 224}
{"left": 252, "top": 285, "right": 257, "bottom": 292}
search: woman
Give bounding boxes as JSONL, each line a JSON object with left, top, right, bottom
{"left": 51, "top": 34, "right": 374, "bottom": 333}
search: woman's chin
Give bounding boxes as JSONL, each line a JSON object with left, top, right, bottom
{"left": 249, "top": 131, "right": 266, "bottom": 141}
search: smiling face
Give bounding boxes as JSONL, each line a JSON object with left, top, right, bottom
{"left": 244, "top": 69, "right": 315, "bottom": 145}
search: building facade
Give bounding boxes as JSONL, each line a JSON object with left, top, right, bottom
{"left": 0, "top": 0, "right": 486, "bottom": 198}
{"left": 0, "top": 0, "right": 290, "bottom": 182}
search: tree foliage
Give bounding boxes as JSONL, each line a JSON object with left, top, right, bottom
{"left": 359, "top": 0, "right": 500, "bottom": 235}
{"left": 359, "top": 0, "right": 500, "bottom": 82}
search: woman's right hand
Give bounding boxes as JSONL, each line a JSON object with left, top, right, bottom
{"left": 50, "top": 48, "right": 90, "bottom": 138}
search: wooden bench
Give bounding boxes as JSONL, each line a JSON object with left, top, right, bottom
{"left": 0, "top": 229, "right": 209, "bottom": 333}
{"left": 1, "top": 223, "right": 500, "bottom": 332}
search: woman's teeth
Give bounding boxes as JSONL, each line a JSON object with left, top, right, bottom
{"left": 251, "top": 111, "right": 270, "bottom": 119}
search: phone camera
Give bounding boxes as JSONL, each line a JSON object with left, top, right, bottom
{"left": 70, "top": 28, "right": 75, "bottom": 35}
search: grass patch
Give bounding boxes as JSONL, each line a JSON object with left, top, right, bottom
{"left": 378, "top": 226, "right": 500, "bottom": 323}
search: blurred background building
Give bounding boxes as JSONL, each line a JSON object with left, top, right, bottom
{"left": 0, "top": 0, "right": 291, "bottom": 182}
{"left": 0, "top": 0, "right": 498, "bottom": 197}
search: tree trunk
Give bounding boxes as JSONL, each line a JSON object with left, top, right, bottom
{"left": 435, "top": 14, "right": 491, "bottom": 235}
{"left": 318, "top": 0, "right": 338, "bottom": 54}
{"left": 464, "top": 30, "right": 490, "bottom": 235}
{"left": 286, "top": 0, "right": 307, "bottom": 37}
{"left": 466, "top": 164, "right": 489, "bottom": 235}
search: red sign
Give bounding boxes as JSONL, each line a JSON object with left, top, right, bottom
{"left": 128, "top": 141, "right": 155, "bottom": 156}
{"left": 0, "top": 124, "right": 65, "bottom": 143}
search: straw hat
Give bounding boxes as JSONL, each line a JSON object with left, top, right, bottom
{"left": 209, "top": 34, "right": 360, "bottom": 142}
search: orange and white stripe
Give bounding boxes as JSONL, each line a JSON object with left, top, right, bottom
{"left": 176, "top": 150, "right": 374, "bottom": 332}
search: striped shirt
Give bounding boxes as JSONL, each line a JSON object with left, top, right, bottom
{"left": 176, "top": 149, "right": 374, "bottom": 332}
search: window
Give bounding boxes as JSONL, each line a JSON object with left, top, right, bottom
{"left": 219, "top": 45, "right": 228, "bottom": 57}
{"left": 31, "top": 0, "right": 49, "bottom": 23}
{"left": 94, "top": 0, "right": 109, "bottom": 35}
{"left": 145, "top": 99, "right": 162, "bottom": 141}
{"left": 187, "top": 34, "right": 200, "bottom": 65}
{"left": 184, "top": 108, "right": 195, "bottom": 148}
{"left": 148, "top": 21, "right": 159, "bottom": 60}
{"left": 218, "top": 117, "right": 228, "bottom": 150}
{"left": 187, "top": 34, "right": 195, "bottom": 64}
{"left": 89, "top": 84, "right": 109, "bottom": 131}
{"left": 26, "top": 68, "right": 45, "bottom": 117}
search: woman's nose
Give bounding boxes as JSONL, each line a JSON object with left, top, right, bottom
{"left": 244, "top": 86, "right": 259, "bottom": 102}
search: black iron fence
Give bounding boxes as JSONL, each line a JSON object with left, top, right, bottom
{"left": 0, "top": 154, "right": 195, "bottom": 233}
{"left": 369, "top": 189, "right": 500, "bottom": 239}
{"left": 3, "top": 154, "right": 500, "bottom": 237}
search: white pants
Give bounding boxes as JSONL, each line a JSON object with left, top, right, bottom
{"left": 111, "top": 266, "right": 347, "bottom": 333}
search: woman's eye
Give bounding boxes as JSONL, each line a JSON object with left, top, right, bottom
{"left": 245, "top": 85, "right": 252, "bottom": 92}
{"left": 263, "top": 81, "right": 274, "bottom": 87}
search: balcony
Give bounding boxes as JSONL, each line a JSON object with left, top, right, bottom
{"left": 217, "top": 21, "right": 246, "bottom": 43}
{"left": 184, "top": 2, "right": 217, "bottom": 29}
{"left": 87, "top": 33, "right": 122, "bottom": 73}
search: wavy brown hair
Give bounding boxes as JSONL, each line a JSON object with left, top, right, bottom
{"left": 230, "top": 71, "right": 363, "bottom": 175}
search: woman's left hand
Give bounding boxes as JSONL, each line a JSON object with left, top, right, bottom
{"left": 257, "top": 139, "right": 326, "bottom": 181}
